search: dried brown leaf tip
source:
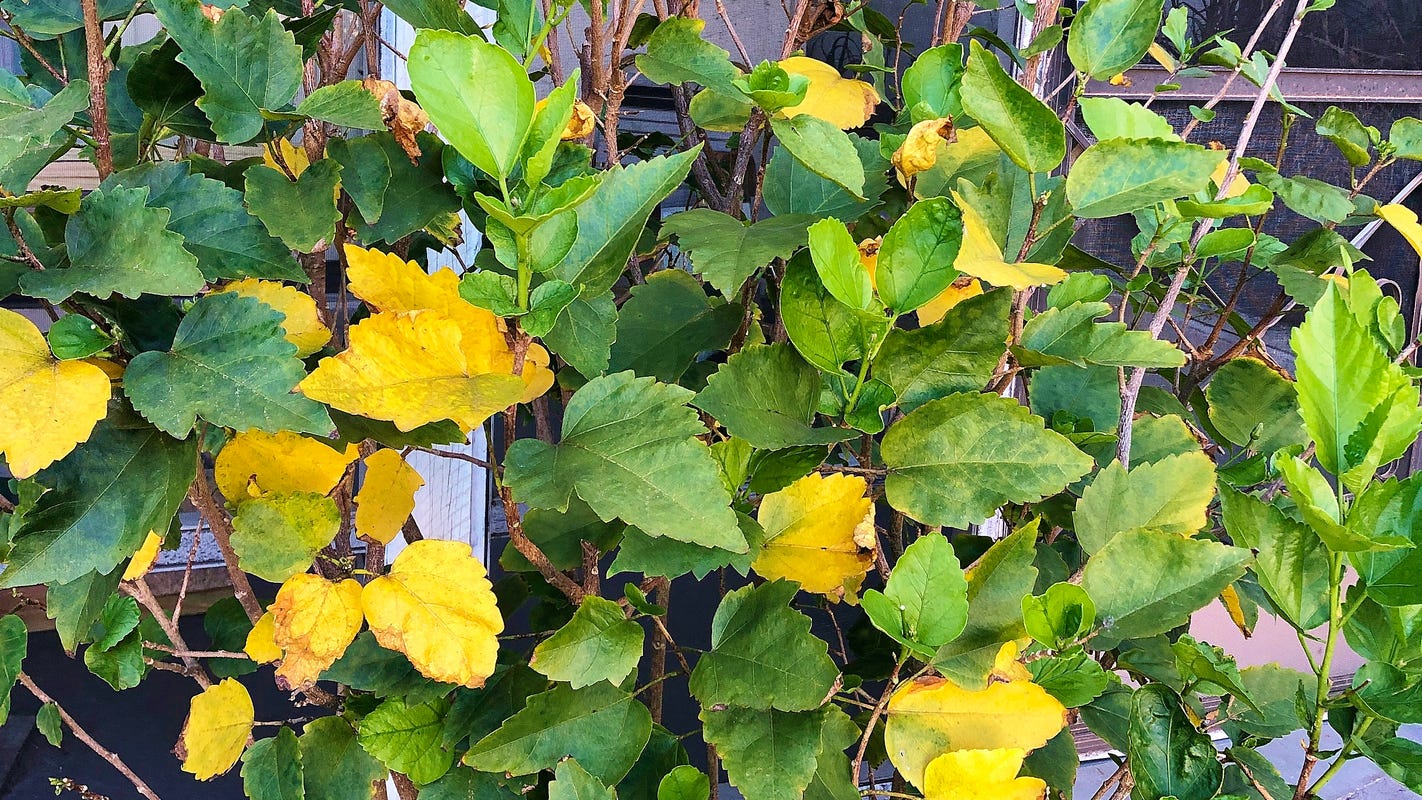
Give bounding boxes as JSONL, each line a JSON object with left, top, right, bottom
{"left": 362, "top": 76, "right": 430, "bottom": 161}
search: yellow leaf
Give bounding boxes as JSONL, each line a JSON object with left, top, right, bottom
{"left": 217, "top": 279, "right": 331, "bottom": 357}
{"left": 923, "top": 749, "right": 1047, "bottom": 800}
{"left": 179, "top": 678, "right": 254, "bottom": 780}
{"left": 271, "top": 574, "right": 364, "bottom": 687}
{"left": 244, "top": 611, "right": 281, "bottom": 664}
{"left": 989, "top": 641, "right": 1032, "bottom": 683}
{"left": 300, "top": 311, "right": 529, "bottom": 431}
{"left": 858, "top": 237, "right": 881, "bottom": 285}
{"left": 1380, "top": 204, "right": 1422, "bottom": 258}
{"left": 885, "top": 675, "right": 1067, "bottom": 789}
{"left": 780, "top": 56, "right": 879, "bottom": 130}
{"left": 214, "top": 430, "right": 357, "bottom": 504}
{"left": 1209, "top": 156, "right": 1248, "bottom": 199}
{"left": 356, "top": 449, "right": 425, "bottom": 545}
{"left": 753, "top": 473, "right": 876, "bottom": 602}
{"left": 1220, "top": 584, "right": 1252, "bottom": 639}
{"left": 362, "top": 539, "right": 504, "bottom": 688}
{"left": 951, "top": 192, "right": 1067, "bottom": 290}
{"left": 893, "top": 117, "right": 954, "bottom": 183}
{"left": 121, "top": 531, "right": 163, "bottom": 581}
{"left": 916, "top": 277, "right": 984, "bottom": 326}
{"left": 0, "top": 308, "right": 112, "bottom": 479}
{"left": 264, "top": 139, "right": 310, "bottom": 177}
{"left": 1147, "top": 42, "right": 1178, "bottom": 72}
{"left": 343, "top": 245, "right": 555, "bottom": 404}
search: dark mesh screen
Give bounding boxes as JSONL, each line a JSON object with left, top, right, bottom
{"left": 1165, "top": 0, "right": 1422, "bottom": 71}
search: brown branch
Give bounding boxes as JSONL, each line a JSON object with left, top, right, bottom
{"left": 124, "top": 578, "right": 213, "bottom": 688}
{"left": 79, "top": 0, "right": 112, "bottom": 178}
{"left": 19, "top": 673, "right": 163, "bottom": 800}
{"left": 851, "top": 660, "right": 901, "bottom": 784}
{"left": 188, "top": 469, "right": 265, "bottom": 623}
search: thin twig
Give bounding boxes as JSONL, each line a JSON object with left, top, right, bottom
{"left": 189, "top": 468, "right": 265, "bottom": 623}
{"left": 124, "top": 579, "right": 213, "bottom": 688}
{"left": 19, "top": 673, "right": 163, "bottom": 800}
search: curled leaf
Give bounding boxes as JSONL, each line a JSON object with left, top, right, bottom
{"left": 362, "top": 540, "right": 504, "bottom": 688}
{"left": 362, "top": 76, "right": 430, "bottom": 160}
{"left": 179, "top": 678, "right": 254, "bottom": 780}
{"left": 893, "top": 117, "right": 954, "bottom": 183}
{"left": 780, "top": 56, "right": 879, "bottom": 129}
{"left": 0, "top": 308, "right": 112, "bottom": 479}
{"left": 271, "top": 573, "right": 364, "bottom": 687}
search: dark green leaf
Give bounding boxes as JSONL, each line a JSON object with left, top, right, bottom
{"left": 662, "top": 210, "right": 813, "bottom": 295}
{"left": 1128, "top": 684, "right": 1223, "bottom": 800}
{"left": 242, "top": 727, "right": 304, "bottom": 800}
{"left": 608, "top": 269, "right": 741, "bottom": 382}
{"left": 244, "top": 159, "right": 342, "bottom": 252}
{"left": 874, "top": 288, "right": 1009, "bottom": 410}
{"left": 299, "top": 717, "right": 387, "bottom": 800}
{"left": 694, "top": 344, "right": 857, "bottom": 450}
{"left": 530, "top": 596, "right": 644, "bottom": 688}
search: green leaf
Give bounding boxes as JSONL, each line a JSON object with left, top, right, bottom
{"left": 1227, "top": 666, "right": 1312, "bottom": 739}
{"left": 125, "top": 39, "right": 211, "bottom": 140}
{"left": 607, "top": 514, "right": 763, "bottom": 581}
{"left": 1066, "top": 0, "right": 1166, "bottom": 79}
{"left": 876, "top": 196, "right": 963, "bottom": 313}
{"left": 296, "top": 80, "right": 386, "bottom": 129}
{"left": 1257, "top": 171, "right": 1354, "bottom": 224}
{"left": 358, "top": 697, "right": 454, "bottom": 785}
{"left": 1023, "top": 582, "right": 1095, "bottom": 649}
{"left": 230, "top": 492, "right": 340, "bottom": 583}
{"left": 244, "top": 159, "right": 342, "bottom": 252}
{"left": 1278, "top": 456, "right": 1386, "bottom": 552}
{"left": 763, "top": 134, "right": 886, "bottom": 220}
{"left": 1358, "top": 735, "right": 1422, "bottom": 794}
{"left": 635, "top": 17, "right": 741, "bottom": 97}
{"left": 1316, "top": 106, "right": 1373, "bottom": 166}
{"left": 0, "top": 78, "right": 89, "bottom": 192}
{"left": 1029, "top": 650, "right": 1109, "bottom": 707}
{"left": 803, "top": 707, "right": 860, "bottom": 800}
{"left": 874, "top": 288, "right": 1009, "bottom": 410}
{"left": 300, "top": 717, "right": 387, "bottom": 800}
{"left": 1389, "top": 117, "right": 1422, "bottom": 161}
{"left": 20, "top": 186, "right": 203, "bottom": 303}
{"left": 808, "top": 218, "right": 873, "bottom": 310}
{"left": 554, "top": 148, "right": 700, "bottom": 296}
{"left": 2, "top": 415, "right": 194, "bottom": 588}
{"left": 780, "top": 254, "right": 886, "bottom": 374}
{"left": 1351, "top": 662, "right": 1422, "bottom": 724}
{"left": 84, "top": 627, "right": 144, "bottom": 690}
{"left": 901, "top": 43, "right": 964, "bottom": 119}
{"left": 103, "top": 161, "right": 304, "bottom": 283}
{"left": 408, "top": 29, "right": 533, "bottom": 179}
{"left": 1171, "top": 634, "right": 1255, "bottom": 709}
{"left": 422, "top": 767, "right": 520, "bottom": 800}
{"left": 1083, "top": 530, "right": 1251, "bottom": 646}
{"left": 1079, "top": 97, "right": 1178, "bottom": 141}
{"left": 1016, "top": 301, "right": 1186, "bottom": 368}
{"left": 502, "top": 497, "right": 625, "bottom": 572}
{"left": 700, "top": 705, "right": 831, "bottom": 800}
{"left": 242, "top": 728, "right": 304, "bottom": 800}
{"left": 1067, "top": 138, "right": 1225, "bottom": 218}
{"left": 883, "top": 393, "right": 1093, "bottom": 528}
{"left": 689, "top": 580, "right": 839, "bottom": 711}
{"left": 90, "top": 595, "right": 140, "bottom": 652}
{"left": 0, "top": 616, "right": 25, "bottom": 715}
{"left": 0, "top": 0, "right": 131, "bottom": 37}
{"left": 862, "top": 533, "right": 967, "bottom": 658}
{"left": 607, "top": 270, "right": 741, "bottom": 382}
{"left": 659, "top": 765, "right": 710, "bottom": 800}
{"left": 661, "top": 210, "right": 812, "bottom": 296}
{"left": 531, "top": 596, "right": 644, "bottom": 689}
{"left": 506, "top": 372, "right": 743, "bottom": 551}
{"left": 1219, "top": 486, "right": 1329, "bottom": 630}
{"left": 47, "top": 315, "right": 114, "bottom": 360}
{"left": 550, "top": 759, "right": 617, "bottom": 800}
{"left": 1128, "top": 684, "right": 1224, "bottom": 800}
{"left": 327, "top": 132, "right": 462, "bottom": 244}
{"left": 1292, "top": 284, "right": 1422, "bottom": 488}
{"left": 694, "top": 344, "right": 857, "bottom": 450}
{"left": 1176, "top": 183, "right": 1276, "bottom": 218}
{"left": 124, "top": 292, "right": 333, "bottom": 437}
{"left": 465, "top": 681, "right": 653, "bottom": 785}
{"left": 524, "top": 280, "right": 578, "bottom": 338}
{"left": 543, "top": 292, "right": 619, "bottom": 377}
{"left": 960, "top": 41, "right": 1065, "bottom": 173}
{"left": 36, "top": 702, "right": 61, "bottom": 747}
{"left": 931, "top": 521, "right": 1038, "bottom": 686}
{"left": 1205, "top": 358, "right": 1307, "bottom": 454}
{"left": 769, "top": 116, "right": 866, "bottom": 198}
{"left": 151, "top": 0, "right": 303, "bottom": 142}
{"left": 1074, "top": 452, "right": 1215, "bottom": 553}
{"left": 203, "top": 597, "right": 257, "bottom": 680}
{"left": 381, "top": 0, "right": 482, "bottom": 34}
{"left": 0, "top": 187, "right": 81, "bottom": 214}
{"left": 1349, "top": 475, "right": 1422, "bottom": 605}
{"left": 46, "top": 570, "right": 121, "bottom": 654}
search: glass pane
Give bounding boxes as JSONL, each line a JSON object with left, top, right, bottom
{"left": 1166, "top": 0, "right": 1422, "bottom": 71}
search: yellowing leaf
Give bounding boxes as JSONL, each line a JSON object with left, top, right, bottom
{"left": 214, "top": 430, "right": 357, "bottom": 504}
{"left": 1209, "top": 156, "right": 1248, "bottom": 199}
{"left": 1380, "top": 204, "right": 1422, "bottom": 258}
{"left": 753, "top": 472, "right": 876, "bottom": 601}
{"left": 1147, "top": 42, "right": 1178, "bottom": 72}
{"left": 179, "top": 678, "right": 254, "bottom": 780}
{"left": 893, "top": 117, "right": 954, "bottom": 183}
{"left": 885, "top": 675, "right": 1067, "bottom": 789}
{"left": 300, "top": 311, "right": 529, "bottom": 431}
{"left": 362, "top": 539, "right": 504, "bottom": 688}
{"left": 264, "top": 138, "right": 310, "bottom": 177}
{"left": 0, "top": 308, "right": 112, "bottom": 478}
{"left": 951, "top": 192, "right": 1067, "bottom": 290}
{"left": 858, "top": 236, "right": 881, "bottom": 285}
{"left": 989, "top": 641, "right": 1032, "bottom": 683}
{"left": 271, "top": 573, "right": 364, "bottom": 688}
{"left": 781, "top": 57, "right": 879, "bottom": 130}
{"left": 244, "top": 611, "right": 281, "bottom": 664}
{"left": 916, "top": 277, "right": 984, "bottom": 326}
{"left": 356, "top": 448, "right": 425, "bottom": 545}
{"left": 342, "top": 245, "right": 555, "bottom": 405}
{"left": 566, "top": 100, "right": 596, "bottom": 139}
{"left": 121, "top": 531, "right": 163, "bottom": 581}
{"left": 1220, "top": 584, "right": 1252, "bottom": 638}
{"left": 923, "top": 749, "right": 1047, "bottom": 800}
{"left": 217, "top": 279, "right": 331, "bottom": 357}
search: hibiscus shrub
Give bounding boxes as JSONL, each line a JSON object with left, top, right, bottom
{"left": 1, "top": 0, "right": 1421, "bottom": 797}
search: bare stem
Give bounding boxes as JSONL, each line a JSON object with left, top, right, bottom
{"left": 19, "top": 673, "right": 163, "bottom": 800}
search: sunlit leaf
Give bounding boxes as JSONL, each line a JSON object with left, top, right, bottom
{"left": 179, "top": 678, "right": 255, "bottom": 780}
{"left": 779, "top": 56, "right": 879, "bottom": 130}
{"left": 753, "top": 472, "right": 875, "bottom": 601}
{"left": 272, "top": 573, "right": 364, "bottom": 687}
{"left": 355, "top": 449, "right": 424, "bottom": 545}
{"left": 215, "top": 430, "right": 358, "bottom": 505}
{"left": 951, "top": 193, "right": 1066, "bottom": 290}
{"left": 922, "top": 748, "right": 1047, "bottom": 800}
